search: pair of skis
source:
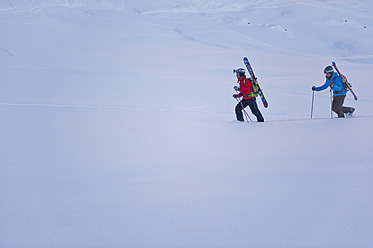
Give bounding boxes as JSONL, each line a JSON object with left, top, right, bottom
{"left": 243, "top": 57, "right": 268, "bottom": 108}
{"left": 332, "top": 61, "right": 358, "bottom": 101}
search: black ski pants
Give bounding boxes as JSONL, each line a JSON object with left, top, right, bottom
{"left": 235, "top": 98, "right": 264, "bottom": 122}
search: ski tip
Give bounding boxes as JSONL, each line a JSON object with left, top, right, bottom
{"left": 332, "top": 61, "right": 336, "bottom": 66}
{"left": 243, "top": 57, "right": 248, "bottom": 61}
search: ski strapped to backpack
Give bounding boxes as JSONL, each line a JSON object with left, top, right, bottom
{"left": 243, "top": 57, "right": 268, "bottom": 108}
{"left": 332, "top": 61, "right": 358, "bottom": 100}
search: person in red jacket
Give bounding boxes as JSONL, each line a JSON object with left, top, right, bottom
{"left": 233, "top": 68, "right": 264, "bottom": 122}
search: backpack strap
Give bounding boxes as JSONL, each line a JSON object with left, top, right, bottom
{"left": 331, "top": 74, "right": 338, "bottom": 83}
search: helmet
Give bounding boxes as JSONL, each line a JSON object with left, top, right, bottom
{"left": 233, "top": 68, "right": 245, "bottom": 77}
{"left": 324, "top": 66, "right": 334, "bottom": 74}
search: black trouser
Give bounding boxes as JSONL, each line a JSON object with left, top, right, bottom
{"left": 235, "top": 98, "right": 264, "bottom": 122}
{"left": 332, "top": 95, "right": 354, "bottom": 118}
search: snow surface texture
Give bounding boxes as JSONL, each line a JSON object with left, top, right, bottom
{"left": 1, "top": 0, "right": 373, "bottom": 247}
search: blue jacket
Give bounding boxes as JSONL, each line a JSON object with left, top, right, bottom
{"left": 316, "top": 72, "right": 349, "bottom": 96}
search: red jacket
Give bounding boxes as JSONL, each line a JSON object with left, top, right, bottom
{"left": 237, "top": 75, "right": 254, "bottom": 100}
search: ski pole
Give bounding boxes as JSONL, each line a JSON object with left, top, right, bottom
{"left": 330, "top": 90, "right": 334, "bottom": 119}
{"left": 235, "top": 97, "right": 251, "bottom": 122}
{"left": 241, "top": 100, "right": 252, "bottom": 122}
{"left": 236, "top": 97, "right": 250, "bottom": 122}
{"left": 235, "top": 89, "right": 252, "bottom": 122}
{"left": 311, "top": 90, "right": 315, "bottom": 119}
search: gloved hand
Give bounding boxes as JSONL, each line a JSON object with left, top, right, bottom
{"left": 232, "top": 94, "right": 238, "bottom": 98}
{"left": 329, "top": 82, "right": 334, "bottom": 88}
{"left": 233, "top": 86, "right": 239, "bottom": 91}
{"left": 312, "top": 86, "right": 316, "bottom": 91}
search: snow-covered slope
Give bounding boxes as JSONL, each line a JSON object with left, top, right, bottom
{"left": 1, "top": 1, "right": 373, "bottom": 247}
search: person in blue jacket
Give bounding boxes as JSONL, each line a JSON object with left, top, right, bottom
{"left": 312, "top": 66, "right": 355, "bottom": 117}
